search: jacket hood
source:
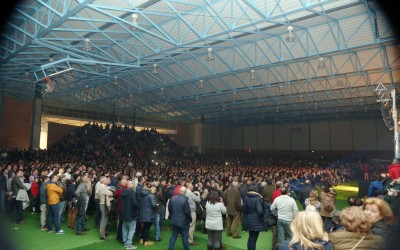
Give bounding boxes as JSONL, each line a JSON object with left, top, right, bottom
{"left": 247, "top": 191, "right": 262, "bottom": 198}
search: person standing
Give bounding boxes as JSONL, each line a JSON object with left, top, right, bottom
{"left": 298, "top": 179, "right": 313, "bottom": 210}
{"left": 75, "top": 174, "right": 89, "bottom": 235}
{"left": 94, "top": 177, "right": 102, "bottom": 228}
{"left": 185, "top": 182, "right": 201, "bottom": 246}
{"left": 57, "top": 174, "right": 67, "bottom": 223}
{"left": 46, "top": 174, "right": 65, "bottom": 234}
{"left": 11, "top": 169, "right": 26, "bottom": 224}
{"left": 120, "top": 181, "right": 138, "bottom": 250}
{"left": 139, "top": 185, "right": 157, "bottom": 246}
{"left": 270, "top": 186, "right": 298, "bottom": 244}
{"left": 243, "top": 186, "right": 265, "bottom": 250}
{"left": 261, "top": 179, "right": 274, "bottom": 231}
{"left": 168, "top": 186, "right": 192, "bottom": 250}
{"left": 39, "top": 176, "right": 49, "bottom": 230}
{"left": 225, "top": 180, "right": 242, "bottom": 239}
{"left": 205, "top": 191, "right": 227, "bottom": 250}
{"left": 320, "top": 183, "right": 336, "bottom": 232}
{"left": 97, "top": 176, "right": 114, "bottom": 240}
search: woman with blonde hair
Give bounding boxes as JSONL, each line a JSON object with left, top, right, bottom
{"left": 329, "top": 206, "right": 384, "bottom": 250}
{"left": 279, "top": 211, "right": 332, "bottom": 250}
{"left": 304, "top": 189, "right": 321, "bottom": 212}
{"left": 363, "top": 197, "right": 394, "bottom": 240}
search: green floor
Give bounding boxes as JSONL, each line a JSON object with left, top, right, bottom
{"left": 4, "top": 182, "right": 358, "bottom": 250}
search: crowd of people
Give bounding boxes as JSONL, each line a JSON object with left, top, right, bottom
{"left": 0, "top": 122, "right": 399, "bottom": 250}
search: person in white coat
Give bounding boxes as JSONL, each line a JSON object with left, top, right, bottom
{"left": 205, "top": 191, "right": 227, "bottom": 250}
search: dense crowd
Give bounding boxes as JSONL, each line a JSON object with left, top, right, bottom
{"left": 0, "top": 122, "right": 399, "bottom": 250}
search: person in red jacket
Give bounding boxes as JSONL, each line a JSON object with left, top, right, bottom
{"left": 30, "top": 177, "right": 40, "bottom": 214}
{"left": 116, "top": 178, "right": 128, "bottom": 244}
{"left": 271, "top": 181, "right": 283, "bottom": 203}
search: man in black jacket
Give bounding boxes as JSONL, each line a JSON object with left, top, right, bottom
{"left": 298, "top": 180, "right": 313, "bottom": 209}
{"left": 120, "top": 181, "right": 138, "bottom": 250}
{"left": 168, "top": 186, "right": 192, "bottom": 250}
{"left": 11, "top": 169, "right": 25, "bottom": 224}
{"left": 75, "top": 174, "right": 89, "bottom": 235}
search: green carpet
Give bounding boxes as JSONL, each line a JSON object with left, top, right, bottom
{"left": 4, "top": 182, "right": 358, "bottom": 250}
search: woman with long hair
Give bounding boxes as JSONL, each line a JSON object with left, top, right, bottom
{"left": 279, "top": 211, "right": 332, "bottom": 250}
{"left": 205, "top": 191, "right": 226, "bottom": 250}
{"left": 363, "top": 197, "right": 395, "bottom": 240}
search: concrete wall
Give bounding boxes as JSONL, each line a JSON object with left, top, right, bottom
{"left": 192, "top": 119, "right": 393, "bottom": 153}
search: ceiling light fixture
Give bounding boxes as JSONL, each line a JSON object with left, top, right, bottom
{"left": 131, "top": 13, "right": 138, "bottom": 31}
{"left": 317, "top": 57, "right": 325, "bottom": 70}
{"left": 84, "top": 38, "right": 91, "bottom": 52}
{"left": 285, "top": 25, "right": 296, "bottom": 43}
{"left": 206, "top": 48, "right": 214, "bottom": 61}
{"left": 24, "top": 71, "right": 29, "bottom": 81}
{"left": 199, "top": 79, "right": 204, "bottom": 89}
{"left": 250, "top": 69, "right": 256, "bottom": 80}
{"left": 152, "top": 64, "right": 158, "bottom": 74}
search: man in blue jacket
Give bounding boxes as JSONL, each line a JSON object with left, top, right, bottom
{"left": 168, "top": 186, "right": 192, "bottom": 250}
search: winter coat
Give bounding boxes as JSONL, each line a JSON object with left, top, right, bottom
{"left": 329, "top": 231, "right": 384, "bottom": 250}
{"left": 31, "top": 182, "right": 40, "bottom": 197}
{"left": 120, "top": 189, "right": 138, "bottom": 222}
{"left": 371, "top": 220, "right": 392, "bottom": 240}
{"left": 39, "top": 181, "right": 47, "bottom": 204}
{"left": 320, "top": 190, "right": 336, "bottom": 217}
{"left": 298, "top": 185, "right": 313, "bottom": 205}
{"left": 368, "top": 180, "right": 383, "bottom": 197}
{"left": 243, "top": 191, "right": 265, "bottom": 232}
{"left": 279, "top": 239, "right": 333, "bottom": 250}
{"left": 46, "top": 181, "right": 63, "bottom": 205}
{"left": 205, "top": 201, "right": 226, "bottom": 231}
{"left": 11, "top": 176, "right": 25, "bottom": 197}
{"left": 77, "top": 193, "right": 86, "bottom": 216}
{"left": 225, "top": 187, "right": 241, "bottom": 215}
{"left": 139, "top": 192, "right": 157, "bottom": 222}
{"left": 0, "top": 174, "right": 7, "bottom": 192}
{"left": 168, "top": 194, "right": 192, "bottom": 227}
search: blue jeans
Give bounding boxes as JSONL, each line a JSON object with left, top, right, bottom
{"left": 0, "top": 189, "right": 6, "bottom": 212}
{"left": 159, "top": 204, "right": 165, "bottom": 228}
{"left": 76, "top": 214, "right": 86, "bottom": 233}
{"left": 122, "top": 220, "right": 137, "bottom": 246}
{"left": 154, "top": 213, "right": 161, "bottom": 240}
{"left": 168, "top": 224, "right": 189, "bottom": 250}
{"left": 322, "top": 216, "right": 332, "bottom": 232}
{"left": 48, "top": 203, "right": 61, "bottom": 232}
{"left": 264, "top": 202, "right": 271, "bottom": 228}
{"left": 247, "top": 231, "right": 260, "bottom": 250}
{"left": 277, "top": 219, "right": 292, "bottom": 243}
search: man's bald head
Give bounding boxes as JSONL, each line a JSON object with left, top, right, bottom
{"left": 179, "top": 186, "right": 187, "bottom": 195}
